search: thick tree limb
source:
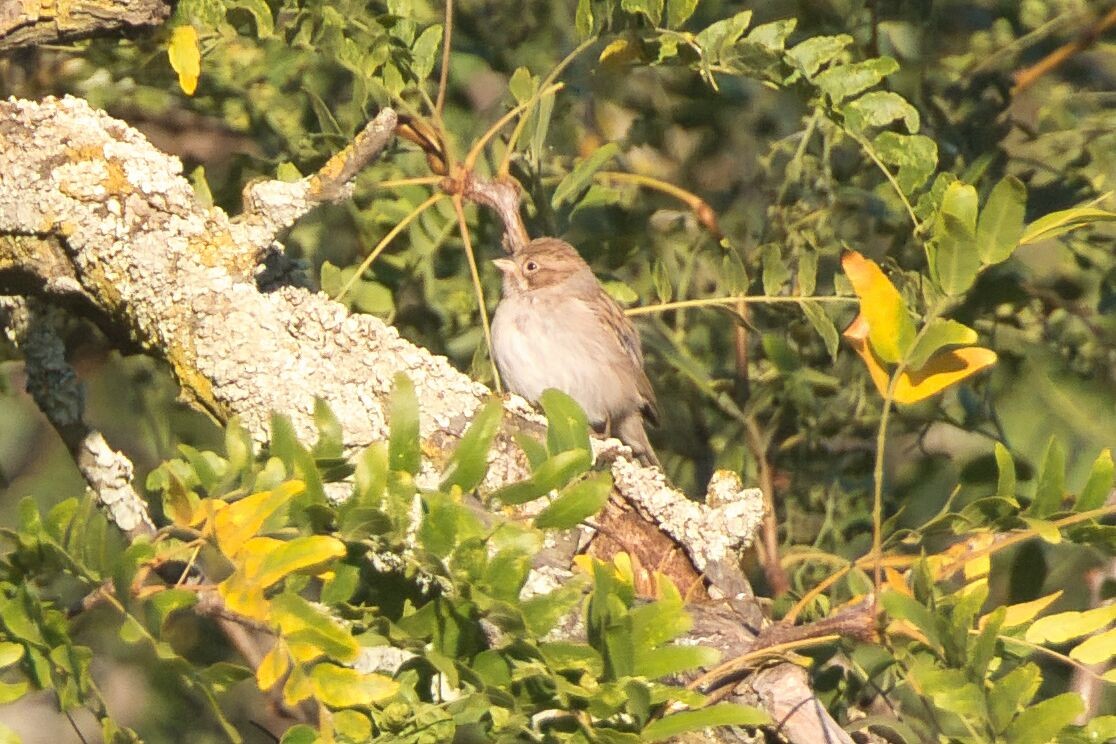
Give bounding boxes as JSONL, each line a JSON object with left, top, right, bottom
{"left": 0, "top": 0, "right": 170, "bottom": 51}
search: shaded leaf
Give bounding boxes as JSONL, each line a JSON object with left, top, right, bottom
{"left": 976, "top": 176, "right": 1026, "bottom": 264}
{"left": 535, "top": 472, "right": 613, "bottom": 529}
{"left": 642, "top": 704, "right": 770, "bottom": 741}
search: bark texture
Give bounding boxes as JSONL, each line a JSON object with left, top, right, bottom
{"left": 0, "top": 0, "right": 170, "bottom": 50}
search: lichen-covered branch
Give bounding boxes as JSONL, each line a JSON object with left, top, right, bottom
{"left": 0, "top": 296, "right": 153, "bottom": 534}
{"left": 0, "top": 0, "right": 170, "bottom": 51}
{"left": 0, "top": 95, "right": 762, "bottom": 597}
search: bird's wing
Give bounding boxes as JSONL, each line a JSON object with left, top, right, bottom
{"left": 598, "top": 292, "right": 660, "bottom": 426}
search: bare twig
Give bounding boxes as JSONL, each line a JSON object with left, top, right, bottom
{"left": 1013, "top": 6, "right": 1116, "bottom": 94}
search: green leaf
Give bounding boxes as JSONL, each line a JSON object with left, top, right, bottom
{"left": 761, "top": 245, "right": 789, "bottom": 295}
{"left": 976, "top": 176, "right": 1027, "bottom": 264}
{"left": 641, "top": 704, "right": 770, "bottom": 741}
{"left": 491, "top": 449, "right": 592, "bottom": 505}
{"left": 872, "top": 132, "right": 938, "bottom": 194}
{"left": 575, "top": 0, "right": 595, "bottom": 39}
{"left": 508, "top": 66, "right": 535, "bottom": 104}
{"left": 1025, "top": 604, "right": 1116, "bottom": 644}
{"left": 440, "top": 398, "right": 503, "bottom": 492}
{"left": 842, "top": 91, "right": 919, "bottom": 134}
{"left": 621, "top": 0, "right": 663, "bottom": 26}
{"left": 994, "top": 443, "right": 1017, "bottom": 502}
{"left": 553, "top": 143, "right": 621, "bottom": 208}
{"left": 1030, "top": 436, "right": 1065, "bottom": 518}
{"left": 1076, "top": 448, "right": 1113, "bottom": 511}
{"left": 0, "top": 681, "right": 27, "bottom": 705}
{"left": 312, "top": 398, "right": 343, "bottom": 459}
{"left": 310, "top": 663, "right": 398, "bottom": 707}
{"left": 930, "top": 182, "right": 980, "bottom": 295}
{"left": 1070, "top": 626, "right": 1116, "bottom": 664}
{"left": 905, "top": 319, "right": 978, "bottom": 371}
{"left": 1020, "top": 207, "right": 1116, "bottom": 245}
{"left": 0, "top": 643, "right": 23, "bottom": 669}
{"left": 540, "top": 388, "right": 591, "bottom": 455}
{"left": 320, "top": 563, "right": 360, "bottom": 605}
{"left": 989, "top": 664, "right": 1041, "bottom": 733}
{"left": 228, "top": 0, "right": 274, "bottom": 36}
{"left": 786, "top": 34, "right": 852, "bottom": 77}
{"left": 813, "top": 57, "right": 899, "bottom": 103}
{"left": 389, "top": 373, "right": 421, "bottom": 474}
{"left": 279, "top": 724, "right": 318, "bottom": 744}
{"left": 633, "top": 644, "right": 719, "bottom": 678}
{"left": 410, "top": 24, "right": 443, "bottom": 80}
{"left": 694, "top": 11, "right": 753, "bottom": 62}
{"left": 535, "top": 471, "right": 613, "bottom": 529}
{"left": 666, "top": 0, "right": 700, "bottom": 28}
{"left": 800, "top": 301, "right": 839, "bottom": 360}
{"left": 514, "top": 433, "right": 549, "bottom": 469}
{"left": 1002, "top": 692, "right": 1083, "bottom": 744}
{"left": 254, "top": 536, "right": 347, "bottom": 588}
{"left": 880, "top": 591, "right": 941, "bottom": 652}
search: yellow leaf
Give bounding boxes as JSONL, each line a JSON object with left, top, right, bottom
{"left": 311, "top": 663, "right": 399, "bottom": 708}
{"left": 214, "top": 481, "right": 304, "bottom": 557}
{"left": 283, "top": 664, "right": 316, "bottom": 707}
{"left": 964, "top": 553, "right": 990, "bottom": 581}
{"left": 168, "top": 25, "right": 201, "bottom": 95}
{"left": 844, "top": 318, "right": 997, "bottom": 403}
{"left": 841, "top": 251, "right": 916, "bottom": 363}
{"left": 1070, "top": 627, "right": 1116, "bottom": 665}
{"left": 253, "top": 536, "right": 346, "bottom": 589}
{"left": 1022, "top": 517, "right": 1062, "bottom": 544}
{"left": 256, "top": 642, "right": 290, "bottom": 691}
{"left": 572, "top": 555, "right": 595, "bottom": 575}
{"left": 217, "top": 571, "right": 271, "bottom": 621}
{"left": 598, "top": 38, "right": 636, "bottom": 64}
{"left": 1103, "top": 668, "right": 1116, "bottom": 683}
{"left": 884, "top": 567, "right": 910, "bottom": 596}
{"left": 287, "top": 642, "right": 325, "bottom": 664}
{"left": 1026, "top": 603, "right": 1116, "bottom": 645}
{"left": 164, "top": 477, "right": 204, "bottom": 527}
{"left": 981, "top": 591, "right": 1063, "bottom": 630}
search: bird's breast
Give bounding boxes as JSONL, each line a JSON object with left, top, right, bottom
{"left": 492, "top": 294, "right": 636, "bottom": 425}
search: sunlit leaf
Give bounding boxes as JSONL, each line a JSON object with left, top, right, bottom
{"left": 440, "top": 397, "right": 503, "bottom": 492}
{"left": 214, "top": 481, "right": 304, "bottom": 557}
{"left": 905, "top": 319, "right": 978, "bottom": 371}
{"left": 1076, "top": 448, "right": 1113, "bottom": 512}
{"left": 539, "top": 388, "right": 591, "bottom": 455}
{"left": 257, "top": 642, "right": 289, "bottom": 691}
{"left": 984, "top": 591, "right": 1063, "bottom": 630}
{"left": 168, "top": 25, "right": 201, "bottom": 95}
{"left": 1020, "top": 207, "right": 1116, "bottom": 245}
{"left": 1069, "top": 627, "right": 1116, "bottom": 665}
{"left": 814, "top": 57, "right": 898, "bottom": 102}
{"left": 1025, "top": 604, "right": 1116, "bottom": 644}
{"left": 1030, "top": 437, "right": 1065, "bottom": 518}
{"left": 641, "top": 704, "right": 769, "bottom": 741}
{"left": 786, "top": 34, "right": 852, "bottom": 77}
{"left": 534, "top": 471, "right": 613, "bottom": 529}
{"left": 1002, "top": 692, "right": 1083, "bottom": 744}
{"left": 389, "top": 373, "right": 421, "bottom": 474}
{"left": 994, "top": 443, "right": 1017, "bottom": 502}
{"left": 840, "top": 250, "right": 916, "bottom": 364}
{"left": 311, "top": 663, "right": 399, "bottom": 707}
{"left": 666, "top": 0, "right": 701, "bottom": 28}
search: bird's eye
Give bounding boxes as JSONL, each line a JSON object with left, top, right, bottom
{"left": 524, "top": 260, "right": 539, "bottom": 272}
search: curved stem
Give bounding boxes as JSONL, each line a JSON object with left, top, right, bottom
{"left": 451, "top": 195, "right": 502, "bottom": 391}
{"left": 624, "top": 295, "right": 857, "bottom": 317}
{"left": 435, "top": 0, "right": 454, "bottom": 116}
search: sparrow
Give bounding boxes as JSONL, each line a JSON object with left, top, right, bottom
{"left": 491, "top": 237, "right": 660, "bottom": 466}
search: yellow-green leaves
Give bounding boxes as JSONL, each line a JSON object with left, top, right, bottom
{"left": 842, "top": 250, "right": 996, "bottom": 403}
{"left": 1020, "top": 206, "right": 1116, "bottom": 246}
{"left": 310, "top": 664, "right": 398, "bottom": 707}
{"left": 214, "top": 480, "right": 303, "bottom": 557}
{"left": 167, "top": 26, "right": 201, "bottom": 95}
{"left": 929, "top": 181, "right": 980, "bottom": 296}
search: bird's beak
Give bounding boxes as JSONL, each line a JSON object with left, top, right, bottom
{"left": 492, "top": 258, "right": 516, "bottom": 275}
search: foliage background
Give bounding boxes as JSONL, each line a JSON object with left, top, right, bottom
{"left": 2, "top": 0, "right": 1116, "bottom": 741}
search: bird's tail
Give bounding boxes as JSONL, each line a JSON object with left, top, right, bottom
{"left": 614, "top": 413, "right": 661, "bottom": 468}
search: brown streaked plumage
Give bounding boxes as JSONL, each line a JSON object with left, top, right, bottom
{"left": 491, "top": 237, "right": 660, "bottom": 466}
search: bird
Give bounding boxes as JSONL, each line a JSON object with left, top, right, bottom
{"left": 491, "top": 237, "right": 660, "bottom": 466}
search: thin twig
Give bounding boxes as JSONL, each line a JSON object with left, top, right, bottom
{"left": 451, "top": 195, "right": 502, "bottom": 390}
{"left": 1013, "top": 6, "right": 1116, "bottom": 94}
{"left": 435, "top": 0, "right": 454, "bottom": 116}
